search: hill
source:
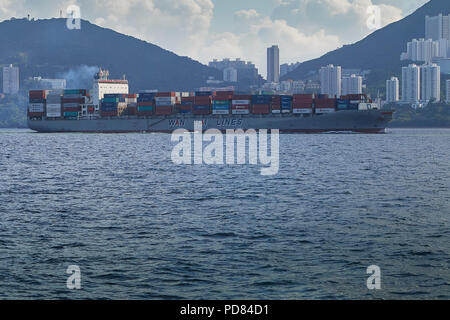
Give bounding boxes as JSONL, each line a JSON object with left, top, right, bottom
{"left": 0, "top": 18, "right": 222, "bottom": 91}
{"left": 281, "top": 0, "right": 449, "bottom": 88}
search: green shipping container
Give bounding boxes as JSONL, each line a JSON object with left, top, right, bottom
{"left": 64, "top": 112, "right": 79, "bottom": 117}
{"left": 137, "top": 106, "right": 154, "bottom": 112}
{"left": 64, "top": 89, "right": 81, "bottom": 95}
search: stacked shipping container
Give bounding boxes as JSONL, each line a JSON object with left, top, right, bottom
{"left": 63, "top": 89, "right": 88, "bottom": 118}
{"left": 28, "top": 90, "right": 47, "bottom": 118}
{"left": 30, "top": 89, "right": 369, "bottom": 120}
{"left": 314, "top": 97, "right": 336, "bottom": 114}
{"left": 137, "top": 92, "right": 156, "bottom": 116}
{"left": 46, "top": 92, "right": 62, "bottom": 118}
{"left": 293, "top": 94, "right": 313, "bottom": 114}
{"left": 231, "top": 95, "right": 251, "bottom": 115}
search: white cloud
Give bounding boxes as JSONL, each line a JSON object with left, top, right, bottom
{"left": 0, "top": 0, "right": 420, "bottom": 77}
{"left": 271, "top": 0, "right": 404, "bottom": 44}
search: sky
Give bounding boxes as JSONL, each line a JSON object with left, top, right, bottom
{"left": 0, "top": 0, "right": 429, "bottom": 75}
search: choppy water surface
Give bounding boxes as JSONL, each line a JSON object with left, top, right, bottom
{"left": 0, "top": 128, "right": 449, "bottom": 299}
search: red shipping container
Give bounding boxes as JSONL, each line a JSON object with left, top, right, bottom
{"left": 29, "top": 90, "right": 47, "bottom": 97}
{"left": 155, "top": 106, "right": 173, "bottom": 115}
{"left": 181, "top": 97, "right": 195, "bottom": 105}
{"left": 233, "top": 95, "right": 252, "bottom": 100}
{"left": 178, "top": 104, "right": 192, "bottom": 111}
{"left": 252, "top": 104, "right": 270, "bottom": 114}
{"left": 156, "top": 92, "right": 177, "bottom": 97}
{"left": 128, "top": 94, "right": 137, "bottom": 98}
{"left": 62, "top": 98, "right": 85, "bottom": 104}
{"left": 87, "top": 106, "right": 95, "bottom": 112}
{"left": 194, "top": 96, "right": 211, "bottom": 105}
{"left": 63, "top": 107, "right": 82, "bottom": 112}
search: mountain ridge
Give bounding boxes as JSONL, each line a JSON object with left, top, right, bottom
{"left": 0, "top": 17, "right": 222, "bottom": 91}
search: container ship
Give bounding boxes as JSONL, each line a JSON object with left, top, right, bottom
{"left": 28, "top": 71, "right": 393, "bottom": 134}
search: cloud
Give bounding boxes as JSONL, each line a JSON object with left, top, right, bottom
{"left": 0, "top": 0, "right": 422, "bottom": 78}
{"left": 271, "top": 0, "right": 403, "bottom": 44}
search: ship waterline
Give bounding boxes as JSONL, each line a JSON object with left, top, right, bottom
{"left": 28, "top": 110, "right": 393, "bottom": 134}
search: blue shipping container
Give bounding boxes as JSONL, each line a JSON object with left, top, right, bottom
{"left": 212, "top": 105, "right": 230, "bottom": 110}
{"left": 195, "top": 91, "right": 212, "bottom": 97}
{"left": 252, "top": 95, "right": 272, "bottom": 104}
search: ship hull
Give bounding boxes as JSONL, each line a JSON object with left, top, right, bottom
{"left": 28, "top": 110, "right": 393, "bottom": 134}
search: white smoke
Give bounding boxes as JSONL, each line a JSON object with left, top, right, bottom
{"left": 58, "top": 65, "right": 99, "bottom": 89}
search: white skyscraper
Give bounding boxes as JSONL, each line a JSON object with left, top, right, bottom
{"left": 425, "top": 14, "right": 450, "bottom": 41}
{"left": 403, "top": 39, "right": 440, "bottom": 62}
{"left": 437, "top": 38, "right": 450, "bottom": 58}
{"left": 386, "top": 77, "right": 400, "bottom": 103}
{"left": 267, "top": 45, "right": 280, "bottom": 83}
{"left": 223, "top": 67, "right": 238, "bottom": 82}
{"left": 2, "top": 64, "right": 20, "bottom": 94}
{"left": 319, "top": 64, "right": 341, "bottom": 98}
{"left": 446, "top": 80, "right": 450, "bottom": 103}
{"left": 402, "top": 64, "right": 420, "bottom": 103}
{"left": 420, "top": 63, "right": 441, "bottom": 103}
{"left": 342, "top": 74, "right": 362, "bottom": 95}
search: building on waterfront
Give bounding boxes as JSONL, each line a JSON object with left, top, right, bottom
{"left": 342, "top": 74, "right": 362, "bottom": 95}
{"left": 319, "top": 64, "right": 341, "bottom": 98}
{"left": 402, "top": 38, "right": 440, "bottom": 62}
{"left": 386, "top": 77, "right": 400, "bottom": 103}
{"left": 267, "top": 45, "right": 280, "bottom": 83}
{"left": 223, "top": 67, "right": 238, "bottom": 83}
{"left": 425, "top": 14, "right": 450, "bottom": 41}
{"left": 2, "top": 64, "right": 19, "bottom": 94}
{"left": 420, "top": 63, "right": 440, "bottom": 103}
{"left": 402, "top": 64, "right": 421, "bottom": 103}
{"left": 27, "top": 77, "right": 66, "bottom": 90}
{"left": 208, "top": 58, "right": 260, "bottom": 84}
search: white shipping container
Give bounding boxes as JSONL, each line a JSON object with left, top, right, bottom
{"left": 212, "top": 110, "right": 229, "bottom": 115}
{"left": 315, "top": 108, "right": 336, "bottom": 113}
{"left": 358, "top": 103, "right": 378, "bottom": 110}
{"left": 29, "top": 103, "right": 44, "bottom": 113}
{"left": 293, "top": 108, "right": 312, "bottom": 114}
{"left": 47, "top": 94, "right": 61, "bottom": 102}
{"left": 232, "top": 100, "right": 250, "bottom": 105}
{"left": 282, "top": 109, "right": 291, "bottom": 114}
{"left": 46, "top": 104, "right": 61, "bottom": 117}
{"left": 271, "top": 110, "right": 281, "bottom": 114}
{"left": 232, "top": 110, "right": 249, "bottom": 115}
